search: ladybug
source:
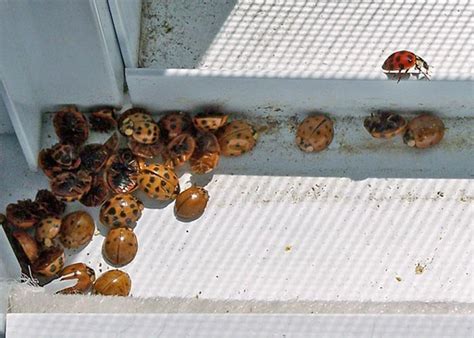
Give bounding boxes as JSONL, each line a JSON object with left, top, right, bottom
{"left": 93, "top": 269, "right": 131, "bottom": 296}
{"left": 79, "top": 144, "right": 109, "bottom": 173}
{"left": 118, "top": 109, "right": 159, "bottom": 144}
{"left": 59, "top": 263, "right": 96, "bottom": 294}
{"left": 38, "top": 148, "right": 65, "bottom": 179}
{"left": 138, "top": 163, "right": 180, "bottom": 200}
{"left": 382, "top": 50, "right": 430, "bottom": 82}
{"left": 50, "top": 170, "right": 92, "bottom": 202}
{"left": 403, "top": 114, "right": 445, "bottom": 149}
{"left": 35, "top": 190, "right": 66, "bottom": 217}
{"left": 190, "top": 132, "right": 220, "bottom": 174}
{"left": 193, "top": 112, "right": 228, "bottom": 132}
{"left": 50, "top": 143, "right": 81, "bottom": 169}
{"left": 128, "top": 138, "right": 163, "bottom": 159}
{"left": 89, "top": 108, "right": 117, "bottom": 132}
{"left": 105, "top": 149, "right": 140, "bottom": 194}
{"left": 158, "top": 112, "right": 194, "bottom": 141}
{"left": 364, "top": 112, "right": 407, "bottom": 139}
{"left": 216, "top": 120, "right": 257, "bottom": 156}
{"left": 100, "top": 194, "right": 144, "bottom": 229}
{"left": 12, "top": 231, "right": 39, "bottom": 264}
{"left": 32, "top": 246, "right": 65, "bottom": 277}
{"left": 174, "top": 186, "right": 209, "bottom": 221}
{"left": 80, "top": 174, "right": 110, "bottom": 207}
{"left": 60, "top": 211, "right": 95, "bottom": 249}
{"left": 165, "top": 133, "right": 196, "bottom": 167}
{"left": 35, "top": 216, "right": 62, "bottom": 248}
{"left": 53, "top": 106, "right": 89, "bottom": 146}
{"left": 6, "top": 199, "right": 42, "bottom": 229}
{"left": 103, "top": 227, "right": 138, "bottom": 266}
{"left": 295, "top": 115, "right": 334, "bottom": 152}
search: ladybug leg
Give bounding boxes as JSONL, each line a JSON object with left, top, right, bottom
{"left": 397, "top": 70, "right": 402, "bottom": 83}
{"left": 415, "top": 64, "right": 430, "bottom": 80}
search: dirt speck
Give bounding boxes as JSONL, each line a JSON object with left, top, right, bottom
{"left": 285, "top": 245, "right": 292, "bottom": 252}
{"left": 415, "top": 263, "right": 426, "bottom": 275}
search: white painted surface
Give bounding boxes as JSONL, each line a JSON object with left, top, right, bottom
{"left": 6, "top": 313, "right": 474, "bottom": 338}
{"left": 140, "top": 1, "right": 472, "bottom": 80}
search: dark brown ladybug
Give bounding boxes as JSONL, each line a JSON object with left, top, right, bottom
{"left": 59, "top": 263, "right": 96, "bottom": 294}
{"left": 93, "top": 269, "right": 131, "bottom": 296}
{"left": 103, "top": 227, "right": 138, "bottom": 266}
{"left": 364, "top": 112, "right": 407, "bottom": 139}
{"left": 38, "top": 148, "right": 64, "bottom": 179}
{"left": 35, "top": 190, "right": 66, "bottom": 217}
{"left": 158, "top": 112, "right": 194, "bottom": 141}
{"left": 50, "top": 170, "right": 92, "bottom": 202}
{"left": 100, "top": 194, "right": 144, "bottom": 229}
{"left": 79, "top": 144, "right": 109, "bottom": 173}
{"left": 217, "top": 120, "right": 257, "bottom": 156}
{"left": 60, "top": 211, "right": 95, "bottom": 249}
{"left": 190, "top": 132, "right": 220, "bottom": 174}
{"left": 6, "top": 200, "right": 42, "bottom": 229}
{"left": 165, "top": 133, "right": 196, "bottom": 167}
{"left": 105, "top": 149, "right": 140, "bottom": 194}
{"left": 80, "top": 173, "right": 110, "bottom": 207}
{"left": 32, "top": 246, "right": 65, "bottom": 277}
{"left": 89, "top": 108, "right": 117, "bottom": 132}
{"left": 128, "top": 138, "right": 163, "bottom": 159}
{"left": 50, "top": 143, "right": 81, "bottom": 169}
{"left": 295, "top": 115, "right": 334, "bottom": 152}
{"left": 174, "top": 186, "right": 209, "bottom": 221}
{"left": 193, "top": 112, "right": 228, "bottom": 132}
{"left": 403, "top": 114, "right": 445, "bottom": 148}
{"left": 53, "top": 106, "right": 89, "bottom": 146}
{"left": 138, "top": 163, "right": 180, "bottom": 200}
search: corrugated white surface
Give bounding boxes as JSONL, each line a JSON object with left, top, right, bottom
{"left": 140, "top": 0, "right": 472, "bottom": 80}
{"left": 6, "top": 313, "right": 474, "bottom": 338}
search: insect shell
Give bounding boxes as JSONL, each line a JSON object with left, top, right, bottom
{"left": 103, "top": 227, "right": 138, "bottom": 266}
{"left": 295, "top": 115, "right": 334, "bottom": 152}
{"left": 174, "top": 186, "right": 209, "bottom": 221}
{"left": 190, "top": 132, "right": 220, "bottom": 174}
{"left": 165, "top": 133, "right": 196, "bottom": 167}
{"left": 53, "top": 106, "right": 89, "bottom": 146}
{"left": 364, "top": 112, "right": 407, "bottom": 139}
{"left": 100, "top": 194, "right": 144, "bottom": 229}
{"left": 138, "top": 163, "right": 180, "bottom": 200}
{"left": 93, "top": 269, "right": 131, "bottom": 296}
{"left": 216, "top": 120, "right": 257, "bottom": 156}
{"left": 382, "top": 50, "right": 430, "bottom": 82}
{"left": 403, "top": 114, "right": 445, "bottom": 149}
{"left": 59, "top": 263, "right": 96, "bottom": 294}
{"left": 50, "top": 170, "right": 92, "bottom": 202}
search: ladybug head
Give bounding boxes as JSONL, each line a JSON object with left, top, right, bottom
{"left": 415, "top": 56, "right": 429, "bottom": 71}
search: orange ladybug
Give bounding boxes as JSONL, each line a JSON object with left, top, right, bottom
{"left": 59, "top": 263, "right": 96, "bottom": 294}
{"left": 60, "top": 211, "right": 95, "bottom": 249}
{"left": 93, "top": 269, "right": 131, "bottom": 296}
{"left": 165, "top": 133, "right": 196, "bottom": 167}
{"left": 190, "top": 132, "right": 220, "bottom": 174}
{"left": 382, "top": 50, "right": 430, "bottom": 82}
{"left": 193, "top": 112, "right": 228, "bottom": 132}
{"left": 138, "top": 163, "right": 180, "bottom": 200}
{"left": 103, "top": 227, "right": 138, "bottom": 266}
{"left": 295, "top": 115, "right": 334, "bottom": 152}
{"left": 175, "top": 186, "right": 209, "bottom": 221}
{"left": 403, "top": 114, "right": 445, "bottom": 149}
{"left": 100, "top": 194, "right": 144, "bottom": 229}
{"left": 364, "top": 112, "right": 407, "bottom": 139}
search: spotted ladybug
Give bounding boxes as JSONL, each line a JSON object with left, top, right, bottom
{"left": 35, "top": 216, "right": 61, "bottom": 248}
{"left": 93, "top": 269, "right": 131, "bottom": 296}
{"left": 118, "top": 108, "right": 159, "bottom": 144}
{"left": 193, "top": 112, "right": 228, "bottom": 132}
{"left": 32, "top": 246, "right": 65, "bottom": 277}
{"left": 50, "top": 143, "right": 81, "bottom": 169}
{"left": 89, "top": 108, "right": 117, "bottom": 133}
{"left": 158, "top": 112, "right": 194, "bottom": 141}
{"left": 403, "top": 114, "right": 445, "bottom": 148}
{"left": 60, "top": 211, "right": 95, "bottom": 249}
{"left": 295, "top": 115, "right": 334, "bottom": 152}
{"left": 382, "top": 50, "right": 430, "bottom": 82}
{"left": 138, "top": 163, "right": 180, "bottom": 200}
{"left": 216, "top": 120, "right": 257, "bottom": 156}
{"left": 50, "top": 170, "right": 92, "bottom": 202}
{"left": 103, "top": 227, "right": 138, "bottom": 266}
{"left": 100, "top": 194, "right": 144, "bottom": 229}
{"left": 364, "top": 112, "right": 407, "bottom": 139}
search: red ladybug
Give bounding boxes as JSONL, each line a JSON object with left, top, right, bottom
{"left": 382, "top": 50, "right": 430, "bottom": 82}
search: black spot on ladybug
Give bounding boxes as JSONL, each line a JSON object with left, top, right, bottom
{"left": 161, "top": 180, "right": 167, "bottom": 187}
{"left": 120, "top": 211, "right": 127, "bottom": 218}
{"left": 149, "top": 177, "right": 155, "bottom": 183}
{"left": 398, "top": 63, "right": 404, "bottom": 69}
{"left": 108, "top": 208, "right": 116, "bottom": 215}
{"left": 164, "top": 173, "right": 170, "bottom": 180}
{"left": 395, "top": 55, "right": 401, "bottom": 62}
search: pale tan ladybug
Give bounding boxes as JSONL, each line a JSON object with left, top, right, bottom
{"left": 403, "top": 114, "right": 445, "bottom": 149}
{"left": 119, "top": 109, "right": 159, "bottom": 144}
{"left": 138, "top": 163, "right": 180, "bottom": 200}
{"left": 100, "top": 194, "right": 144, "bottom": 229}
{"left": 193, "top": 112, "right": 228, "bottom": 132}
{"left": 35, "top": 216, "right": 61, "bottom": 248}
{"left": 175, "top": 186, "right": 209, "bottom": 221}
{"left": 12, "top": 231, "right": 39, "bottom": 264}
{"left": 59, "top": 263, "right": 96, "bottom": 294}
{"left": 216, "top": 120, "right": 257, "bottom": 156}
{"left": 103, "top": 227, "right": 138, "bottom": 266}
{"left": 364, "top": 112, "right": 407, "bottom": 139}
{"left": 93, "top": 269, "right": 131, "bottom": 296}
{"left": 32, "top": 246, "right": 65, "bottom": 277}
{"left": 190, "top": 132, "right": 220, "bottom": 174}
{"left": 60, "top": 211, "right": 95, "bottom": 249}
{"left": 295, "top": 115, "right": 334, "bottom": 152}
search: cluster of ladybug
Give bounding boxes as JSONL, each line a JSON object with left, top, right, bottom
{"left": 1, "top": 106, "right": 258, "bottom": 296}
{"left": 294, "top": 111, "right": 445, "bottom": 153}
